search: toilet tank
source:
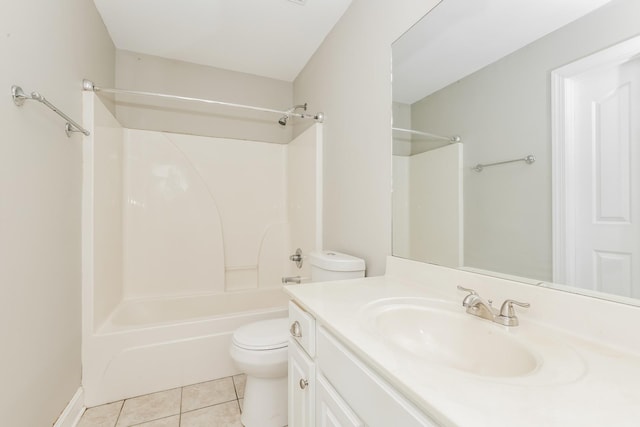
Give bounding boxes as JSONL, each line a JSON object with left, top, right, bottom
{"left": 309, "top": 250, "right": 366, "bottom": 282}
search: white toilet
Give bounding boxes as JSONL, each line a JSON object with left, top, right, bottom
{"left": 230, "top": 250, "right": 365, "bottom": 427}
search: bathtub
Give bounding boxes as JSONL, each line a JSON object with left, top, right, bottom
{"left": 82, "top": 288, "right": 289, "bottom": 407}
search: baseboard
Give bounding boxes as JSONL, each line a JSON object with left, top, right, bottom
{"left": 53, "top": 387, "right": 85, "bottom": 427}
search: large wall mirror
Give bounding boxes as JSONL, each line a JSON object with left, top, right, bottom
{"left": 392, "top": 0, "right": 640, "bottom": 305}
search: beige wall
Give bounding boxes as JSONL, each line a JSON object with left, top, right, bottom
{"left": 293, "top": 0, "right": 441, "bottom": 276}
{"left": 115, "top": 50, "right": 294, "bottom": 144}
{"left": 0, "top": 0, "right": 115, "bottom": 425}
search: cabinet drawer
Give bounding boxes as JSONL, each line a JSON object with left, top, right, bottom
{"left": 317, "top": 327, "right": 438, "bottom": 427}
{"left": 289, "top": 301, "right": 316, "bottom": 357}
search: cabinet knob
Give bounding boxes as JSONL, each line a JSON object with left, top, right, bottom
{"left": 290, "top": 321, "right": 302, "bottom": 338}
{"left": 299, "top": 378, "right": 309, "bottom": 389}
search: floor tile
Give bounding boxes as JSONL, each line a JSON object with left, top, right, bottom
{"left": 182, "top": 377, "right": 237, "bottom": 412}
{"left": 116, "top": 388, "right": 181, "bottom": 427}
{"left": 180, "top": 401, "right": 242, "bottom": 427}
{"left": 77, "top": 400, "right": 123, "bottom": 427}
{"left": 232, "top": 374, "right": 246, "bottom": 399}
{"left": 131, "top": 415, "right": 180, "bottom": 427}
{"left": 238, "top": 398, "right": 243, "bottom": 413}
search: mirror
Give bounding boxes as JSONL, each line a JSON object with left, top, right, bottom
{"left": 392, "top": 0, "right": 640, "bottom": 304}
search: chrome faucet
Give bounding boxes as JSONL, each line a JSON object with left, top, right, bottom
{"left": 457, "top": 286, "right": 497, "bottom": 321}
{"left": 457, "top": 286, "right": 530, "bottom": 327}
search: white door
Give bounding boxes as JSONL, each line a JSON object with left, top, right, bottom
{"left": 570, "top": 56, "right": 640, "bottom": 297}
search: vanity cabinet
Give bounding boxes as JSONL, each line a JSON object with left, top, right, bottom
{"left": 288, "top": 301, "right": 437, "bottom": 427}
{"left": 316, "top": 374, "right": 363, "bottom": 427}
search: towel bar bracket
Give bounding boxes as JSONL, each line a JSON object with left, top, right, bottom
{"left": 11, "top": 85, "right": 27, "bottom": 106}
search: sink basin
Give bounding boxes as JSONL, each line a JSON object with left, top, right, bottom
{"left": 361, "top": 298, "right": 539, "bottom": 378}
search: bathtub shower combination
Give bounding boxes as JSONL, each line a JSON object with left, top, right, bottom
{"left": 81, "top": 92, "right": 323, "bottom": 406}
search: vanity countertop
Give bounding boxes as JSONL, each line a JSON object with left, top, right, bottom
{"left": 284, "top": 272, "right": 640, "bottom": 427}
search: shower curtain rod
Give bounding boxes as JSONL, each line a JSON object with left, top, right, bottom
{"left": 392, "top": 127, "right": 461, "bottom": 143}
{"left": 82, "top": 79, "right": 324, "bottom": 122}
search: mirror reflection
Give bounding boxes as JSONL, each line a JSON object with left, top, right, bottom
{"left": 392, "top": 0, "right": 640, "bottom": 302}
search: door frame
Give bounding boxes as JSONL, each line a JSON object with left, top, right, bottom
{"left": 551, "top": 34, "right": 640, "bottom": 284}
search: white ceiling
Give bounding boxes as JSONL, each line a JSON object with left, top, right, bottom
{"left": 94, "top": 0, "right": 353, "bottom": 82}
{"left": 393, "top": 0, "right": 614, "bottom": 104}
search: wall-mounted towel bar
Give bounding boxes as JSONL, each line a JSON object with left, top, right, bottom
{"left": 392, "top": 127, "right": 462, "bottom": 143}
{"left": 11, "top": 85, "right": 90, "bottom": 137}
{"left": 472, "top": 154, "right": 535, "bottom": 172}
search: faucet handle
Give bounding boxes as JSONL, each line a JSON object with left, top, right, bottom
{"left": 457, "top": 285, "right": 478, "bottom": 308}
{"left": 497, "top": 300, "right": 530, "bottom": 326}
{"left": 499, "top": 299, "right": 530, "bottom": 316}
{"left": 456, "top": 285, "right": 477, "bottom": 295}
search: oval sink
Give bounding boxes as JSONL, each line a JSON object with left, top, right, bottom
{"left": 362, "top": 299, "right": 539, "bottom": 378}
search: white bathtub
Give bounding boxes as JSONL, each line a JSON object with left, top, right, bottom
{"left": 82, "top": 288, "right": 289, "bottom": 407}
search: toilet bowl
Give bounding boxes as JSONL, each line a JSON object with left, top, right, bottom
{"left": 229, "top": 250, "right": 366, "bottom": 427}
{"left": 230, "top": 317, "right": 289, "bottom": 427}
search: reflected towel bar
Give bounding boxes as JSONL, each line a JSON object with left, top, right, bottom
{"left": 11, "top": 85, "right": 90, "bottom": 137}
{"left": 472, "top": 155, "right": 536, "bottom": 172}
{"left": 393, "top": 127, "right": 462, "bottom": 143}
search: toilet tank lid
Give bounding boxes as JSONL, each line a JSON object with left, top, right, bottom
{"left": 309, "top": 250, "right": 365, "bottom": 272}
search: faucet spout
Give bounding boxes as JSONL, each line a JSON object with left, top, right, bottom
{"left": 457, "top": 285, "right": 497, "bottom": 322}
{"left": 464, "top": 295, "right": 497, "bottom": 321}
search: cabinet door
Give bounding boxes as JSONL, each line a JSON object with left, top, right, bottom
{"left": 289, "top": 339, "right": 315, "bottom": 427}
{"left": 316, "top": 375, "right": 364, "bottom": 427}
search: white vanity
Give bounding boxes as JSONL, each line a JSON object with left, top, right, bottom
{"left": 287, "top": 297, "right": 435, "bottom": 427}
{"left": 285, "top": 257, "right": 640, "bottom": 427}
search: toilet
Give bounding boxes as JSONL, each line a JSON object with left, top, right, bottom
{"left": 230, "top": 250, "right": 365, "bottom": 427}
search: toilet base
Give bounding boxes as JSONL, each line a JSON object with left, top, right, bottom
{"left": 241, "top": 375, "right": 287, "bottom": 427}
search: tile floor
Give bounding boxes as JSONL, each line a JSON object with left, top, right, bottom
{"left": 77, "top": 375, "right": 246, "bottom": 427}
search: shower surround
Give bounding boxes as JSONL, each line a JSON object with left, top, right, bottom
{"left": 81, "top": 93, "right": 321, "bottom": 406}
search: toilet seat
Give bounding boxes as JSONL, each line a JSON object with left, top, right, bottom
{"left": 232, "top": 318, "right": 289, "bottom": 351}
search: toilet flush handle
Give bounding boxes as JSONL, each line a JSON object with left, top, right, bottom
{"left": 290, "top": 321, "right": 302, "bottom": 338}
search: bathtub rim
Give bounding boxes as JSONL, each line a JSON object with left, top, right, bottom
{"left": 96, "top": 287, "right": 290, "bottom": 335}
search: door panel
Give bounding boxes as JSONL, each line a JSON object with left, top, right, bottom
{"left": 572, "top": 57, "right": 640, "bottom": 297}
{"left": 594, "top": 82, "right": 631, "bottom": 222}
